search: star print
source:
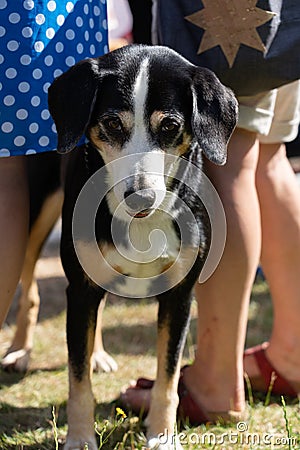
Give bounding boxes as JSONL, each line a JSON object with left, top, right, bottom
{"left": 185, "top": 0, "right": 276, "bottom": 67}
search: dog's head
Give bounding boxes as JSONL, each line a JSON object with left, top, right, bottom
{"left": 48, "top": 45, "right": 238, "bottom": 218}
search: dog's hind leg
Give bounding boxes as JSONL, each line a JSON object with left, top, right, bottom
{"left": 92, "top": 293, "right": 118, "bottom": 373}
{"left": 146, "top": 289, "right": 193, "bottom": 450}
{"left": 1, "top": 189, "right": 63, "bottom": 372}
{"left": 64, "top": 284, "right": 104, "bottom": 450}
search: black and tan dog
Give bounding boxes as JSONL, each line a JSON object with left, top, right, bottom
{"left": 48, "top": 45, "right": 237, "bottom": 450}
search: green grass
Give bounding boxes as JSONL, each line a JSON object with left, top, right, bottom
{"left": 0, "top": 274, "right": 300, "bottom": 449}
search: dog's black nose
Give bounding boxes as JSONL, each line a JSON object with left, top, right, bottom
{"left": 124, "top": 188, "right": 156, "bottom": 213}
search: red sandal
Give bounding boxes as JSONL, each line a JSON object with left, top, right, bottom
{"left": 244, "top": 342, "right": 298, "bottom": 397}
{"left": 124, "top": 366, "right": 245, "bottom": 425}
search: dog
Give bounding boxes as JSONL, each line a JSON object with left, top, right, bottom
{"left": 48, "top": 44, "right": 238, "bottom": 450}
{"left": 1, "top": 152, "right": 117, "bottom": 375}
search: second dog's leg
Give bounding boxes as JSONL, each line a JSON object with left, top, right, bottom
{"left": 2, "top": 189, "right": 63, "bottom": 372}
{"left": 146, "top": 290, "right": 193, "bottom": 450}
{"left": 92, "top": 293, "right": 118, "bottom": 373}
{"left": 1, "top": 271, "right": 40, "bottom": 372}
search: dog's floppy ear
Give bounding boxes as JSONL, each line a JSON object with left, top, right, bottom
{"left": 191, "top": 67, "right": 238, "bottom": 165}
{"left": 48, "top": 59, "right": 104, "bottom": 153}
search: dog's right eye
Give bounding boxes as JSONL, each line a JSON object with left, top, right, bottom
{"left": 160, "top": 118, "right": 181, "bottom": 134}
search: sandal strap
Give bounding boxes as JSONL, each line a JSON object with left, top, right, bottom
{"left": 244, "top": 342, "right": 298, "bottom": 397}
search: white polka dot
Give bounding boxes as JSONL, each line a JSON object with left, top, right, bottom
{"left": 41, "top": 110, "right": 50, "bottom": 120}
{"left": 84, "top": 4, "right": 89, "bottom": 14}
{"left": 57, "top": 14, "right": 65, "bottom": 26}
{"left": 93, "top": 6, "right": 100, "bottom": 16}
{"left": 90, "top": 45, "right": 95, "bottom": 55}
{"left": 23, "top": 1, "right": 34, "bottom": 11}
{"left": 51, "top": 123, "right": 57, "bottom": 133}
{"left": 66, "top": 2, "right": 74, "bottom": 13}
{"left": 47, "top": 0, "right": 56, "bottom": 12}
{"left": 76, "top": 16, "right": 83, "bottom": 27}
{"left": 36, "top": 13, "right": 46, "bottom": 25}
{"left": 0, "top": 82, "right": 2, "bottom": 90}
{"left": 18, "top": 82, "right": 30, "bottom": 93}
{"left": 89, "top": 18, "right": 94, "bottom": 29}
{"left": 77, "top": 43, "right": 84, "bottom": 54}
{"left": 20, "top": 54, "right": 32, "bottom": 65}
{"left": 9, "top": 13, "right": 21, "bottom": 24}
{"left": 31, "top": 96, "right": 41, "bottom": 107}
{"left": 54, "top": 69, "right": 63, "bottom": 78}
{"left": 102, "top": 19, "right": 108, "bottom": 30}
{"left": 100, "top": 0, "right": 106, "bottom": 4}
{"left": 0, "top": 0, "right": 7, "bottom": 9}
{"left": 22, "top": 27, "right": 33, "bottom": 38}
{"left": 1, "top": 122, "right": 13, "bottom": 133}
{"left": 34, "top": 41, "right": 44, "bottom": 52}
{"left": 5, "top": 68, "right": 17, "bottom": 79}
{"left": 0, "top": 55, "right": 4, "bottom": 64}
{"left": 0, "top": 149, "right": 10, "bottom": 157}
{"left": 46, "top": 27, "right": 55, "bottom": 39}
{"left": 66, "top": 29, "right": 75, "bottom": 40}
{"left": 7, "top": 40, "right": 19, "bottom": 51}
{"left": 55, "top": 42, "right": 64, "bottom": 52}
{"left": 43, "top": 82, "right": 51, "bottom": 93}
{"left": 3, "top": 95, "right": 15, "bottom": 106}
{"left": 65, "top": 56, "right": 75, "bottom": 67}
{"left": 29, "top": 123, "right": 39, "bottom": 133}
{"left": 39, "top": 136, "right": 50, "bottom": 146}
{"left": 44, "top": 55, "right": 53, "bottom": 66}
{"left": 104, "top": 45, "right": 109, "bottom": 54}
{"left": 16, "top": 109, "right": 29, "bottom": 120}
{"left": 0, "top": 26, "right": 6, "bottom": 37}
{"left": 32, "top": 68, "right": 43, "bottom": 79}
{"left": 26, "top": 149, "right": 37, "bottom": 155}
{"left": 95, "top": 31, "right": 103, "bottom": 43}
{"left": 84, "top": 31, "right": 89, "bottom": 41}
{"left": 14, "top": 136, "right": 26, "bottom": 146}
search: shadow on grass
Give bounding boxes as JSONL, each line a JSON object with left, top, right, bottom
{"left": 0, "top": 399, "right": 143, "bottom": 450}
{"left": 0, "top": 401, "right": 65, "bottom": 450}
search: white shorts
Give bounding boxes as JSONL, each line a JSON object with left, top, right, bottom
{"left": 237, "top": 80, "right": 300, "bottom": 143}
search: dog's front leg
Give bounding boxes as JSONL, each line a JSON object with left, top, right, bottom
{"left": 146, "top": 290, "right": 193, "bottom": 450}
{"left": 64, "top": 283, "right": 103, "bottom": 450}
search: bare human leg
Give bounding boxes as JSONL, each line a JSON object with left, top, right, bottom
{"left": 244, "top": 143, "right": 300, "bottom": 394}
{"left": 0, "top": 156, "right": 29, "bottom": 328}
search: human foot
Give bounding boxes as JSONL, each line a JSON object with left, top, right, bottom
{"left": 120, "top": 367, "right": 245, "bottom": 425}
{"left": 244, "top": 342, "right": 300, "bottom": 397}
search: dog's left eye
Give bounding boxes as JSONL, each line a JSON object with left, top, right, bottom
{"left": 103, "top": 117, "right": 123, "bottom": 133}
{"left": 161, "top": 119, "right": 180, "bottom": 133}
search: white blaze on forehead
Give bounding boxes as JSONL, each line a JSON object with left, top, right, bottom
{"left": 109, "top": 58, "right": 167, "bottom": 212}
{"left": 132, "top": 57, "right": 149, "bottom": 128}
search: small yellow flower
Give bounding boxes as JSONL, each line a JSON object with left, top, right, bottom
{"left": 116, "top": 407, "right": 127, "bottom": 419}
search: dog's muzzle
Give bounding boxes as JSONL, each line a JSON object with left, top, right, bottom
{"left": 124, "top": 188, "right": 156, "bottom": 218}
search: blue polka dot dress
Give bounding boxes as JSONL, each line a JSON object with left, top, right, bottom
{"left": 0, "top": 0, "right": 108, "bottom": 157}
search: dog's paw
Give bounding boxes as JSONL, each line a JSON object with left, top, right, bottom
{"left": 64, "top": 437, "right": 97, "bottom": 450}
{"left": 92, "top": 350, "right": 118, "bottom": 373}
{"left": 147, "top": 435, "right": 183, "bottom": 450}
{"left": 1, "top": 349, "right": 30, "bottom": 372}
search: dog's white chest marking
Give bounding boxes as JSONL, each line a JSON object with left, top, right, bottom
{"left": 76, "top": 213, "right": 182, "bottom": 297}
{"left": 105, "top": 215, "right": 179, "bottom": 296}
